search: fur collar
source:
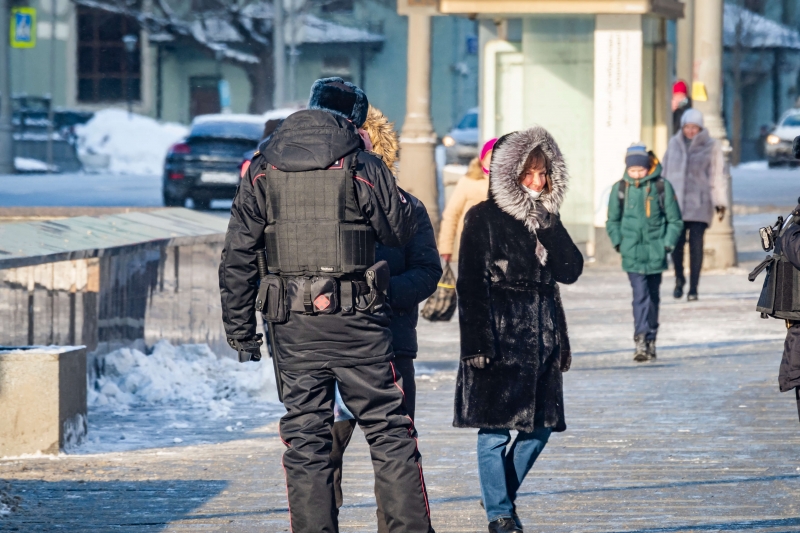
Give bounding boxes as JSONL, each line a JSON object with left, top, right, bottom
{"left": 466, "top": 157, "right": 487, "bottom": 181}
{"left": 489, "top": 126, "right": 569, "bottom": 265}
{"left": 361, "top": 106, "right": 399, "bottom": 173}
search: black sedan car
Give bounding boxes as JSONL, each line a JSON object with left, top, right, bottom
{"left": 163, "top": 114, "right": 266, "bottom": 209}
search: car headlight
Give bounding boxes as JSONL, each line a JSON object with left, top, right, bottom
{"left": 442, "top": 135, "right": 456, "bottom": 147}
{"left": 767, "top": 134, "right": 781, "bottom": 145}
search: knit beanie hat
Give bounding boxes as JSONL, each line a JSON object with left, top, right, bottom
{"left": 308, "top": 77, "right": 369, "bottom": 128}
{"left": 680, "top": 108, "right": 704, "bottom": 128}
{"left": 480, "top": 138, "right": 498, "bottom": 174}
{"left": 673, "top": 80, "right": 688, "bottom": 96}
{"left": 625, "top": 143, "right": 651, "bottom": 169}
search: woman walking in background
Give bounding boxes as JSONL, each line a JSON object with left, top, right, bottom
{"left": 438, "top": 138, "right": 496, "bottom": 264}
{"left": 662, "top": 108, "right": 728, "bottom": 301}
{"left": 453, "top": 127, "right": 584, "bottom": 533}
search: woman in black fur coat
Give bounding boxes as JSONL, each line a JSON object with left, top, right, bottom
{"left": 454, "top": 126, "right": 584, "bottom": 533}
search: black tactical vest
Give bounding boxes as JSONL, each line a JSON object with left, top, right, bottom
{"left": 260, "top": 151, "right": 375, "bottom": 277}
{"left": 753, "top": 219, "right": 800, "bottom": 321}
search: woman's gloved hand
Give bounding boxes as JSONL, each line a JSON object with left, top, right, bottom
{"left": 465, "top": 355, "right": 490, "bottom": 369}
{"left": 715, "top": 205, "right": 726, "bottom": 221}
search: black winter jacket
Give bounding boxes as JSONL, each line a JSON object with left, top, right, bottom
{"left": 779, "top": 221, "right": 800, "bottom": 392}
{"left": 379, "top": 192, "right": 442, "bottom": 358}
{"left": 219, "top": 110, "right": 417, "bottom": 370}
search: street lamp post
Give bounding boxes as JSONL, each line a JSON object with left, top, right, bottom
{"left": 122, "top": 34, "right": 138, "bottom": 117}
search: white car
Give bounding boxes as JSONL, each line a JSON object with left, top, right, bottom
{"left": 766, "top": 111, "right": 800, "bottom": 167}
{"left": 441, "top": 107, "right": 479, "bottom": 164}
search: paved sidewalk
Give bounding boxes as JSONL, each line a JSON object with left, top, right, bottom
{"left": 2, "top": 268, "right": 800, "bottom": 532}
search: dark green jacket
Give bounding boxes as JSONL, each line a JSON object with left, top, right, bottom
{"left": 606, "top": 164, "right": 683, "bottom": 275}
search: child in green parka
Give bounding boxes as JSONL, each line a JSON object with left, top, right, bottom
{"left": 606, "top": 144, "right": 683, "bottom": 362}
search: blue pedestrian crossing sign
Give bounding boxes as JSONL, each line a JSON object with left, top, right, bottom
{"left": 11, "top": 8, "right": 36, "bottom": 49}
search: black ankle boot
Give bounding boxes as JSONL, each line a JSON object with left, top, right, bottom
{"left": 633, "top": 334, "right": 649, "bottom": 362}
{"left": 489, "top": 517, "right": 523, "bottom": 533}
{"left": 674, "top": 277, "right": 685, "bottom": 299}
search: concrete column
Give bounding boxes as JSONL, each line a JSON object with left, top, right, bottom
{"left": 693, "top": 0, "right": 737, "bottom": 269}
{"left": 399, "top": 11, "right": 439, "bottom": 228}
{"left": 676, "top": 0, "right": 694, "bottom": 87}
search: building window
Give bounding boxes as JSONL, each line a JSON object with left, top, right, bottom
{"left": 77, "top": 7, "right": 141, "bottom": 103}
{"left": 321, "top": 0, "right": 354, "bottom": 13}
{"left": 321, "top": 57, "right": 352, "bottom": 82}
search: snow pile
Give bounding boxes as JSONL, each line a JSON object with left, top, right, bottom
{"left": 75, "top": 109, "right": 188, "bottom": 175}
{"left": 14, "top": 157, "right": 54, "bottom": 172}
{"left": 0, "top": 484, "right": 20, "bottom": 516}
{"left": 90, "top": 340, "right": 279, "bottom": 417}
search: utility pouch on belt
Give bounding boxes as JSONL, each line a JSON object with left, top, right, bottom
{"left": 256, "top": 275, "right": 288, "bottom": 323}
{"left": 356, "top": 261, "right": 390, "bottom": 313}
{"left": 287, "top": 277, "right": 339, "bottom": 315}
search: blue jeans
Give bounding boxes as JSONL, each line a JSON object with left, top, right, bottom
{"left": 477, "top": 427, "right": 552, "bottom": 522}
{"left": 627, "top": 272, "right": 661, "bottom": 341}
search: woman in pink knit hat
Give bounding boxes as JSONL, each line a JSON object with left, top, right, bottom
{"left": 439, "top": 138, "right": 497, "bottom": 263}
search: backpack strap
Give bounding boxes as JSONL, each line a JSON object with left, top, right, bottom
{"left": 655, "top": 178, "right": 666, "bottom": 212}
{"left": 617, "top": 179, "right": 627, "bottom": 213}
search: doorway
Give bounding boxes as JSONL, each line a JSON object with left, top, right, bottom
{"left": 190, "top": 76, "right": 221, "bottom": 119}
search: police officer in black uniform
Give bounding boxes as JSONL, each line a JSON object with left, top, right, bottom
{"left": 779, "top": 211, "right": 800, "bottom": 419}
{"left": 219, "top": 78, "right": 434, "bottom": 533}
{"left": 751, "top": 136, "right": 800, "bottom": 422}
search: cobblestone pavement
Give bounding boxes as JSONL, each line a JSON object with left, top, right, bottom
{"left": 3, "top": 267, "right": 800, "bottom": 532}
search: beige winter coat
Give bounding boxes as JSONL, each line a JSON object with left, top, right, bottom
{"left": 438, "top": 157, "right": 489, "bottom": 260}
{"left": 662, "top": 129, "right": 729, "bottom": 225}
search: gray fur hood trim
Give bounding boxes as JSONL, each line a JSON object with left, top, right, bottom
{"left": 489, "top": 126, "right": 569, "bottom": 265}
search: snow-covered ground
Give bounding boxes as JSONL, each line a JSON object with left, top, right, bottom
{"left": 731, "top": 161, "right": 800, "bottom": 209}
{"left": 76, "top": 340, "right": 283, "bottom": 455}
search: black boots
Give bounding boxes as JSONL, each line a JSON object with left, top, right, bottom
{"left": 633, "top": 334, "right": 649, "bottom": 362}
{"left": 674, "top": 277, "right": 685, "bottom": 299}
{"left": 676, "top": 277, "right": 699, "bottom": 301}
{"left": 489, "top": 517, "right": 523, "bottom": 533}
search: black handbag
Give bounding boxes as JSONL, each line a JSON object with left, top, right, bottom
{"left": 421, "top": 263, "right": 457, "bottom": 322}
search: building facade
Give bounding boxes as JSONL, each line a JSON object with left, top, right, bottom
{"left": 11, "top": 0, "right": 478, "bottom": 135}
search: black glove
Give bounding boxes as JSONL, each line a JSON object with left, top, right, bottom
{"left": 532, "top": 202, "right": 555, "bottom": 230}
{"left": 228, "top": 334, "right": 263, "bottom": 363}
{"left": 614, "top": 244, "right": 620, "bottom": 253}
{"left": 464, "top": 355, "right": 489, "bottom": 369}
{"left": 715, "top": 205, "right": 726, "bottom": 221}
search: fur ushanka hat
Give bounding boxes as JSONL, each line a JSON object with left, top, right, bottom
{"left": 489, "top": 125, "right": 569, "bottom": 265}
{"left": 308, "top": 77, "right": 369, "bottom": 128}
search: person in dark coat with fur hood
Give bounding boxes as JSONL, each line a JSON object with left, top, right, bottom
{"left": 454, "top": 126, "right": 584, "bottom": 533}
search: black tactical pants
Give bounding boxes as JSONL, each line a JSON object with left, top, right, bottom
{"left": 279, "top": 361, "right": 432, "bottom": 533}
{"left": 331, "top": 358, "right": 417, "bottom": 533}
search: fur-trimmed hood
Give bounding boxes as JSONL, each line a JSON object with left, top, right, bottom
{"left": 361, "top": 106, "right": 399, "bottom": 173}
{"left": 489, "top": 126, "right": 569, "bottom": 264}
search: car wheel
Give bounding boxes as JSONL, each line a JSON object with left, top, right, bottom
{"left": 163, "top": 191, "right": 185, "bottom": 207}
{"left": 193, "top": 198, "right": 211, "bottom": 210}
